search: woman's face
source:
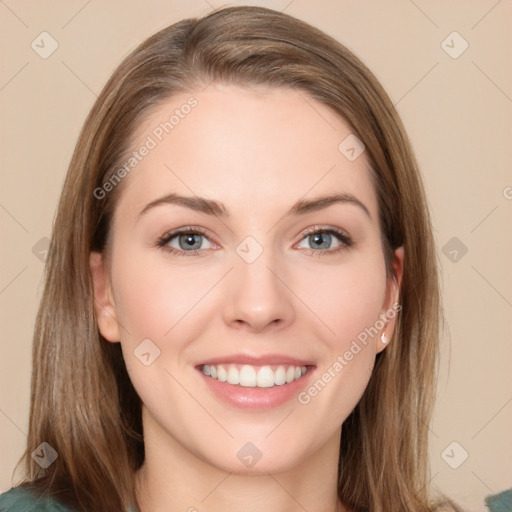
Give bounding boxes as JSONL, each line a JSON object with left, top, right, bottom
{"left": 91, "top": 83, "right": 403, "bottom": 474}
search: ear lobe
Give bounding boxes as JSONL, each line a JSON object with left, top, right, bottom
{"left": 89, "top": 251, "right": 121, "bottom": 343}
{"left": 375, "top": 246, "right": 404, "bottom": 355}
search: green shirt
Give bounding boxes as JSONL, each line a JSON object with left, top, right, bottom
{"left": 0, "top": 487, "right": 139, "bottom": 511}
{"left": 4, "top": 484, "right": 509, "bottom": 512}
{"left": 485, "top": 489, "right": 512, "bottom": 512}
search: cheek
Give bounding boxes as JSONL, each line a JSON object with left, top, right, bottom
{"left": 292, "top": 252, "right": 387, "bottom": 414}
{"left": 293, "top": 250, "right": 387, "bottom": 347}
{"left": 111, "top": 250, "right": 216, "bottom": 344}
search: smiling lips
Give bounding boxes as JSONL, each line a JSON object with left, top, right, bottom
{"left": 201, "top": 363, "right": 309, "bottom": 388}
{"left": 196, "top": 355, "right": 316, "bottom": 410}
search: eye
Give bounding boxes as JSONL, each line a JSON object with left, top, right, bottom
{"left": 157, "top": 226, "right": 215, "bottom": 257}
{"left": 156, "top": 225, "right": 353, "bottom": 257}
{"left": 295, "top": 226, "right": 352, "bottom": 256}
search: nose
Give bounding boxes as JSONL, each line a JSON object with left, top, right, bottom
{"left": 222, "top": 254, "right": 296, "bottom": 333}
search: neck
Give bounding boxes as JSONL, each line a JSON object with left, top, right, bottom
{"left": 134, "top": 407, "right": 348, "bottom": 512}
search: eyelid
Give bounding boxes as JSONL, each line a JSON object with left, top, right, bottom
{"left": 298, "top": 225, "right": 351, "bottom": 242}
{"left": 294, "top": 225, "right": 353, "bottom": 252}
{"left": 156, "top": 226, "right": 218, "bottom": 256}
{"left": 157, "top": 225, "right": 210, "bottom": 242}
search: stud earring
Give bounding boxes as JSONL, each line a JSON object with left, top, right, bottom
{"left": 381, "top": 333, "right": 388, "bottom": 344}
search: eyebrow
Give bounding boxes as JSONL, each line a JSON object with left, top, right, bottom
{"left": 138, "top": 192, "right": 372, "bottom": 220}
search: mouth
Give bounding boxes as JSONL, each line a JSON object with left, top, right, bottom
{"left": 195, "top": 355, "right": 316, "bottom": 410}
{"left": 199, "top": 363, "right": 312, "bottom": 388}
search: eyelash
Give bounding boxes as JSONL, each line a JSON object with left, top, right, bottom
{"left": 156, "top": 225, "right": 353, "bottom": 258}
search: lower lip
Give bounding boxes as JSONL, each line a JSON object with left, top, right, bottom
{"left": 197, "top": 367, "right": 316, "bottom": 411}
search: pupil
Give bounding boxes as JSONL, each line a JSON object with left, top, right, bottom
{"left": 312, "top": 233, "right": 330, "bottom": 249}
{"left": 181, "top": 234, "right": 200, "bottom": 249}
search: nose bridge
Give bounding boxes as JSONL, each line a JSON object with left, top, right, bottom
{"left": 222, "top": 238, "right": 295, "bottom": 331}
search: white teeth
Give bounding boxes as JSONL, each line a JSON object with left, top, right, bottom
{"left": 256, "top": 366, "right": 275, "bottom": 388}
{"left": 201, "top": 364, "right": 309, "bottom": 388}
{"left": 274, "top": 366, "right": 286, "bottom": 386}
{"left": 239, "top": 365, "right": 256, "bottom": 387}
{"left": 217, "top": 365, "right": 227, "bottom": 382}
{"left": 227, "top": 366, "right": 240, "bottom": 385}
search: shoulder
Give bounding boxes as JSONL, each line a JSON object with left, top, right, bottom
{"left": 485, "top": 488, "right": 512, "bottom": 512}
{"left": 0, "top": 487, "right": 74, "bottom": 512}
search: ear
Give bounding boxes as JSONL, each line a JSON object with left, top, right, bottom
{"left": 89, "top": 251, "right": 121, "bottom": 342}
{"left": 375, "top": 246, "right": 404, "bottom": 355}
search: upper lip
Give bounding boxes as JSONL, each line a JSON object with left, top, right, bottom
{"left": 196, "top": 353, "right": 316, "bottom": 368}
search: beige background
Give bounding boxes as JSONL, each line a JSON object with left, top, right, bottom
{"left": 1, "top": 0, "right": 511, "bottom": 509}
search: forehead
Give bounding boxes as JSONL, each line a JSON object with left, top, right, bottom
{"left": 115, "top": 83, "right": 378, "bottom": 223}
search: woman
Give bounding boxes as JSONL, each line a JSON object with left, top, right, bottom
{"left": 0, "top": 6, "right": 464, "bottom": 512}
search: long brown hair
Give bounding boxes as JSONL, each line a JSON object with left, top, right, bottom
{"left": 14, "top": 6, "right": 462, "bottom": 512}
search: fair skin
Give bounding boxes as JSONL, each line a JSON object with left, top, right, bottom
{"left": 90, "top": 83, "right": 403, "bottom": 512}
